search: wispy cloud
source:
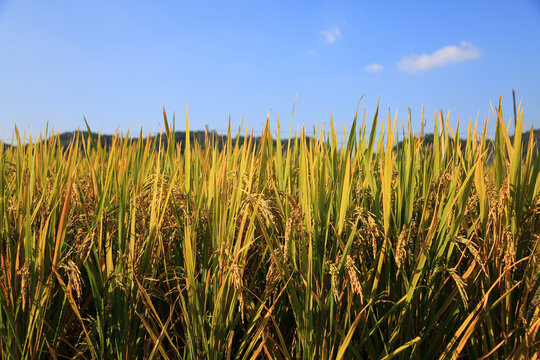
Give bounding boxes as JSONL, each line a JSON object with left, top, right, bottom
{"left": 308, "top": 49, "right": 317, "bottom": 56}
{"left": 365, "top": 63, "right": 383, "bottom": 73}
{"left": 398, "top": 41, "right": 480, "bottom": 73}
{"left": 320, "top": 26, "right": 341, "bottom": 44}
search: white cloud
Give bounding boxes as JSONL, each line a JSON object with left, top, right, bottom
{"left": 308, "top": 49, "right": 317, "bottom": 56}
{"left": 365, "top": 63, "right": 383, "bottom": 73}
{"left": 320, "top": 26, "right": 341, "bottom": 44}
{"left": 398, "top": 41, "right": 480, "bottom": 73}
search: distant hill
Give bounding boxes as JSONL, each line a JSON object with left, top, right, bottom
{"left": 3, "top": 128, "right": 540, "bottom": 161}
{"left": 56, "top": 130, "right": 262, "bottom": 151}
{"left": 2, "top": 130, "right": 265, "bottom": 152}
{"left": 411, "top": 128, "right": 540, "bottom": 161}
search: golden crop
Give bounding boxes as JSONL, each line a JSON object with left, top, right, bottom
{"left": 0, "top": 99, "right": 538, "bottom": 359}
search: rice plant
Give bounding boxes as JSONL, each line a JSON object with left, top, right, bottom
{"left": 0, "top": 97, "right": 538, "bottom": 359}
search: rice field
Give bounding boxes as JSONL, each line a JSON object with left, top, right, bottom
{"left": 0, "top": 99, "right": 539, "bottom": 359}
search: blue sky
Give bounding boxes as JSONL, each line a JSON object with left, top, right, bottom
{"left": 1, "top": 0, "right": 539, "bottom": 140}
